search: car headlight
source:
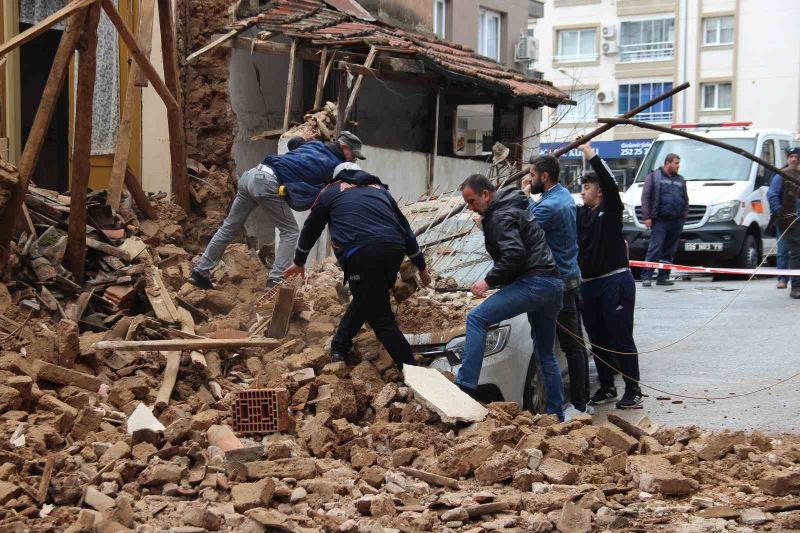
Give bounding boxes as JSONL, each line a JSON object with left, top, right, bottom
{"left": 707, "top": 200, "right": 739, "bottom": 223}
{"left": 445, "top": 325, "right": 511, "bottom": 362}
{"left": 622, "top": 203, "right": 633, "bottom": 223}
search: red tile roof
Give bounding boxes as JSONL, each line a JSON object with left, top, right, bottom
{"left": 234, "top": 0, "right": 571, "bottom": 107}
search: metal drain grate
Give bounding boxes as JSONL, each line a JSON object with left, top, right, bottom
{"left": 233, "top": 388, "right": 290, "bottom": 434}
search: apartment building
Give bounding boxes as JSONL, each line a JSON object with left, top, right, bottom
{"left": 531, "top": 0, "right": 800, "bottom": 190}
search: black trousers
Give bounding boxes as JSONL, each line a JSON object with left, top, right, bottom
{"left": 784, "top": 219, "right": 800, "bottom": 290}
{"left": 580, "top": 270, "right": 640, "bottom": 391}
{"left": 556, "top": 285, "right": 590, "bottom": 409}
{"left": 331, "top": 244, "right": 416, "bottom": 369}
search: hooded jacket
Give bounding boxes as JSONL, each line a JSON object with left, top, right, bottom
{"left": 293, "top": 169, "right": 425, "bottom": 270}
{"left": 481, "top": 188, "right": 559, "bottom": 288}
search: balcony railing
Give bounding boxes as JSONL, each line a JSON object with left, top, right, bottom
{"left": 554, "top": 53, "right": 599, "bottom": 63}
{"left": 620, "top": 111, "right": 672, "bottom": 122}
{"left": 619, "top": 41, "right": 674, "bottom": 63}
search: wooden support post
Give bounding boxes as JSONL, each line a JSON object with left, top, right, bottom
{"left": 157, "top": 0, "right": 190, "bottom": 212}
{"left": 94, "top": 338, "right": 283, "bottom": 351}
{"left": 0, "top": 0, "right": 97, "bottom": 58}
{"left": 313, "top": 48, "right": 328, "bottom": 109}
{"left": 282, "top": 39, "right": 298, "bottom": 131}
{"left": 186, "top": 27, "right": 243, "bottom": 63}
{"left": 426, "top": 90, "right": 440, "bottom": 194}
{"left": 0, "top": 8, "right": 88, "bottom": 273}
{"left": 124, "top": 167, "right": 158, "bottom": 219}
{"left": 108, "top": 0, "right": 156, "bottom": 210}
{"left": 341, "top": 46, "right": 378, "bottom": 128}
{"left": 266, "top": 286, "right": 295, "bottom": 339}
{"left": 64, "top": 3, "right": 102, "bottom": 285}
{"left": 335, "top": 70, "right": 347, "bottom": 137}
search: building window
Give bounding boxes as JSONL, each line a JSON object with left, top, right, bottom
{"left": 556, "top": 89, "right": 597, "bottom": 124}
{"left": 703, "top": 16, "right": 734, "bottom": 46}
{"left": 701, "top": 82, "right": 732, "bottom": 110}
{"left": 620, "top": 18, "right": 675, "bottom": 62}
{"left": 433, "top": 0, "right": 446, "bottom": 38}
{"left": 618, "top": 82, "right": 673, "bottom": 121}
{"left": 455, "top": 104, "right": 494, "bottom": 156}
{"left": 556, "top": 28, "right": 597, "bottom": 62}
{"left": 478, "top": 9, "right": 502, "bottom": 61}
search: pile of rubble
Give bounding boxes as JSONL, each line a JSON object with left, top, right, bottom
{"left": 4, "top": 232, "right": 800, "bottom": 532}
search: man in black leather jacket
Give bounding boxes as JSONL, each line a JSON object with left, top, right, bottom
{"left": 456, "top": 174, "right": 566, "bottom": 420}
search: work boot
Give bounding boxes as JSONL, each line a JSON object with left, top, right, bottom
{"left": 641, "top": 280, "right": 652, "bottom": 287}
{"left": 656, "top": 279, "right": 674, "bottom": 286}
{"left": 188, "top": 270, "right": 214, "bottom": 290}
{"left": 616, "top": 386, "right": 643, "bottom": 409}
{"left": 257, "top": 243, "right": 275, "bottom": 267}
{"left": 457, "top": 383, "right": 482, "bottom": 402}
{"left": 791, "top": 288, "right": 800, "bottom": 299}
{"left": 588, "top": 386, "right": 617, "bottom": 405}
{"left": 329, "top": 350, "right": 347, "bottom": 364}
{"left": 777, "top": 280, "right": 788, "bottom": 289}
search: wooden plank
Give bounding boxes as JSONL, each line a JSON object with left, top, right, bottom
{"left": 37, "top": 455, "right": 56, "bottom": 504}
{"left": 0, "top": 0, "right": 96, "bottom": 58}
{"left": 124, "top": 166, "right": 158, "bottom": 219}
{"left": 466, "top": 501, "right": 511, "bottom": 518}
{"left": 282, "top": 39, "right": 298, "bottom": 131}
{"left": 85, "top": 237, "right": 131, "bottom": 261}
{"left": 335, "top": 60, "right": 440, "bottom": 88}
{"left": 37, "top": 361, "right": 103, "bottom": 391}
{"left": 156, "top": 0, "right": 190, "bottom": 212}
{"left": 93, "top": 338, "right": 283, "bottom": 351}
{"left": 341, "top": 46, "right": 378, "bottom": 128}
{"left": 108, "top": 0, "right": 156, "bottom": 210}
{"left": 335, "top": 70, "right": 347, "bottom": 137}
{"left": 313, "top": 48, "right": 327, "bottom": 109}
{"left": 133, "top": 0, "right": 157, "bottom": 87}
{"left": 266, "top": 286, "right": 295, "bottom": 339}
{"left": 177, "top": 306, "right": 207, "bottom": 368}
{"left": 186, "top": 28, "right": 242, "bottom": 63}
{"left": 146, "top": 266, "right": 180, "bottom": 323}
{"left": 398, "top": 467, "right": 460, "bottom": 489}
{"left": 155, "top": 351, "right": 180, "bottom": 408}
{"left": 63, "top": 3, "right": 101, "bottom": 285}
{"left": 0, "top": 8, "right": 88, "bottom": 273}
{"left": 426, "top": 90, "right": 440, "bottom": 194}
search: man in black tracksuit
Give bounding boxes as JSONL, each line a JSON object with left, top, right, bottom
{"left": 576, "top": 141, "right": 642, "bottom": 410}
{"left": 285, "top": 163, "right": 430, "bottom": 369}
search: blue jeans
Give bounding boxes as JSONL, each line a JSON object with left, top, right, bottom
{"left": 642, "top": 217, "right": 684, "bottom": 281}
{"left": 776, "top": 225, "right": 791, "bottom": 284}
{"left": 455, "top": 275, "right": 565, "bottom": 419}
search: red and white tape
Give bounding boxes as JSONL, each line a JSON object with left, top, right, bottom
{"left": 629, "top": 260, "right": 800, "bottom": 277}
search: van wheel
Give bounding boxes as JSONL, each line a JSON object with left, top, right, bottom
{"left": 736, "top": 234, "right": 759, "bottom": 270}
{"left": 522, "top": 357, "right": 546, "bottom": 414}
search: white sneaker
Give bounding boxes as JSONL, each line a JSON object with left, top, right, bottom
{"left": 582, "top": 404, "right": 595, "bottom": 415}
{"left": 563, "top": 405, "right": 595, "bottom": 422}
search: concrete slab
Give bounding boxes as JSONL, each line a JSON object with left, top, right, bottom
{"left": 403, "top": 365, "right": 488, "bottom": 424}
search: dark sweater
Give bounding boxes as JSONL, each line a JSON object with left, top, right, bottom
{"left": 577, "top": 155, "right": 630, "bottom": 279}
{"left": 262, "top": 141, "right": 345, "bottom": 211}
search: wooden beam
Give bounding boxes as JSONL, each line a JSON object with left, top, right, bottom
{"left": 335, "top": 61, "right": 441, "bottom": 88}
{"left": 93, "top": 338, "right": 283, "bottom": 351}
{"left": 108, "top": 0, "right": 156, "bottom": 210}
{"left": 157, "top": 0, "right": 191, "bottom": 212}
{"left": 426, "top": 90, "right": 440, "bottom": 194}
{"left": 124, "top": 167, "right": 158, "bottom": 219}
{"left": 313, "top": 48, "right": 328, "bottom": 109}
{"left": 64, "top": 3, "right": 102, "bottom": 285}
{"left": 186, "top": 27, "right": 244, "bottom": 63}
{"left": 37, "top": 455, "right": 56, "bottom": 504}
{"left": 133, "top": 0, "right": 157, "bottom": 87}
{"left": 335, "top": 70, "right": 347, "bottom": 137}
{"left": 0, "top": 8, "right": 88, "bottom": 273}
{"left": 0, "top": 0, "right": 97, "bottom": 58}
{"left": 100, "top": 0, "right": 178, "bottom": 115}
{"left": 341, "top": 46, "right": 378, "bottom": 128}
{"left": 155, "top": 351, "right": 180, "bottom": 408}
{"left": 282, "top": 39, "right": 298, "bottom": 131}
{"left": 266, "top": 286, "right": 295, "bottom": 339}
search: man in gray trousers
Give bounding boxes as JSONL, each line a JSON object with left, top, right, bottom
{"left": 189, "top": 132, "right": 364, "bottom": 289}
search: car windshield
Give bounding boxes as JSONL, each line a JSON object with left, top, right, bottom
{"left": 634, "top": 137, "right": 756, "bottom": 182}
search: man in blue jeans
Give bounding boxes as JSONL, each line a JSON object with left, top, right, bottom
{"left": 640, "top": 153, "right": 688, "bottom": 287}
{"left": 524, "top": 154, "right": 591, "bottom": 418}
{"left": 767, "top": 146, "right": 800, "bottom": 298}
{"left": 456, "top": 174, "right": 565, "bottom": 420}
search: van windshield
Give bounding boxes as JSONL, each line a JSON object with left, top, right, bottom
{"left": 634, "top": 138, "right": 756, "bottom": 182}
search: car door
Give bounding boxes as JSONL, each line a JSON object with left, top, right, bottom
{"left": 751, "top": 137, "right": 776, "bottom": 228}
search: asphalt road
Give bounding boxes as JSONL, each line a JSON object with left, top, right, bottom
{"left": 590, "top": 277, "right": 800, "bottom": 434}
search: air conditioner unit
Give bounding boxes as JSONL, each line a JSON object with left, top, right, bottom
{"left": 596, "top": 89, "right": 615, "bottom": 104}
{"left": 514, "top": 37, "right": 538, "bottom": 62}
{"left": 601, "top": 25, "right": 616, "bottom": 39}
{"left": 602, "top": 41, "right": 618, "bottom": 55}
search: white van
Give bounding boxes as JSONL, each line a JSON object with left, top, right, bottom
{"left": 622, "top": 124, "right": 797, "bottom": 269}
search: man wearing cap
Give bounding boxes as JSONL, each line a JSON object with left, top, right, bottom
{"left": 285, "top": 163, "right": 430, "bottom": 368}
{"left": 767, "top": 147, "right": 800, "bottom": 298}
{"left": 189, "top": 131, "right": 365, "bottom": 290}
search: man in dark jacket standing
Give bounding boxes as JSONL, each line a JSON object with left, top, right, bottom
{"left": 767, "top": 147, "right": 800, "bottom": 298}
{"left": 457, "top": 174, "right": 565, "bottom": 421}
{"left": 640, "top": 153, "right": 688, "bottom": 287}
{"left": 189, "top": 132, "right": 364, "bottom": 290}
{"left": 285, "top": 163, "right": 430, "bottom": 369}
{"left": 577, "top": 141, "right": 642, "bottom": 409}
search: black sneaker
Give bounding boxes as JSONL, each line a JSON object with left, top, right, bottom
{"left": 588, "top": 387, "right": 618, "bottom": 405}
{"left": 642, "top": 280, "right": 652, "bottom": 287}
{"left": 458, "top": 383, "right": 482, "bottom": 402}
{"left": 656, "top": 279, "right": 674, "bottom": 286}
{"left": 616, "top": 387, "right": 643, "bottom": 409}
{"left": 266, "top": 278, "right": 281, "bottom": 290}
{"left": 189, "top": 270, "right": 214, "bottom": 290}
{"left": 791, "top": 288, "right": 800, "bottom": 300}
{"left": 330, "top": 351, "right": 346, "bottom": 363}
